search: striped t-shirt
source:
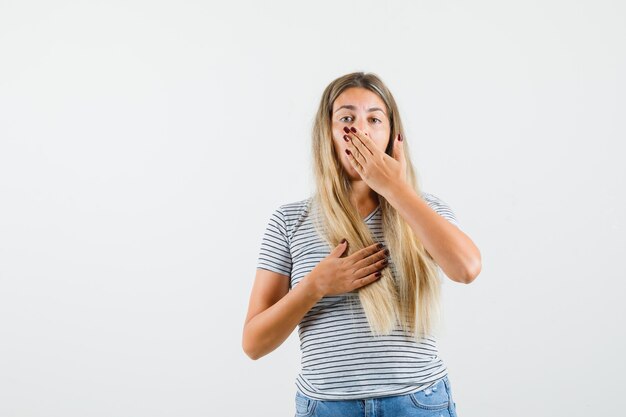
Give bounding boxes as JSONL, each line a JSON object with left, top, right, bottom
{"left": 256, "top": 192, "right": 460, "bottom": 401}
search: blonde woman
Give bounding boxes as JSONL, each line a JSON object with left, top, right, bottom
{"left": 243, "top": 72, "right": 481, "bottom": 417}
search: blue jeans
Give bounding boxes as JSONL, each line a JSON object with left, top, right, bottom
{"left": 294, "top": 375, "right": 459, "bottom": 417}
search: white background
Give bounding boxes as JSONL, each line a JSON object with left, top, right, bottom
{"left": 1, "top": 1, "right": 624, "bottom": 416}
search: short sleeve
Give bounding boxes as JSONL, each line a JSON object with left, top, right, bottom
{"left": 422, "top": 192, "right": 461, "bottom": 229}
{"left": 256, "top": 206, "right": 292, "bottom": 277}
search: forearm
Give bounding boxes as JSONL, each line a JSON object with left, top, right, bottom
{"left": 242, "top": 274, "right": 323, "bottom": 360}
{"left": 382, "top": 183, "right": 481, "bottom": 284}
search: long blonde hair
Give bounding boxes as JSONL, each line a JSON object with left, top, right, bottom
{"left": 309, "top": 72, "right": 443, "bottom": 342}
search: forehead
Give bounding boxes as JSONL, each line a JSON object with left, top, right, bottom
{"left": 332, "top": 87, "right": 385, "bottom": 111}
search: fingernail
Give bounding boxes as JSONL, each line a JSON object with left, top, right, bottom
{"left": 343, "top": 126, "right": 350, "bottom": 134}
{"left": 377, "top": 243, "right": 384, "bottom": 250}
{"left": 350, "top": 127, "right": 357, "bottom": 133}
{"left": 345, "top": 149, "right": 351, "bottom": 155}
{"left": 398, "top": 133, "right": 403, "bottom": 141}
{"left": 375, "top": 272, "right": 381, "bottom": 277}
{"left": 343, "top": 135, "right": 349, "bottom": 142}
{"left": 384, "top": 249, "right": 390, "bottom": 256}
{"left": 340, "top": 238, "right": 347, "bottom": 244}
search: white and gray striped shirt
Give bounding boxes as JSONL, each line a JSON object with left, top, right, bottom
{"left": 256, "top": 192, "right": 460, "bottom": 401}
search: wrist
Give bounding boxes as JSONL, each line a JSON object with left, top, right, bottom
{"left": 380, "top": 180, "right": 411, "bottom": 204}
{"left": 301, "top": 273, "right": 325, "bottom": 301}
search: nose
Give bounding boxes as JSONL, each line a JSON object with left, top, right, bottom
{"left": 352, "top": 121, "right": 368, "bottom": 136}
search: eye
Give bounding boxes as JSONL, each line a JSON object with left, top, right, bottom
{"left": 339, "top": 116, "right": 353, "bottom": 122}
{"left": 371, "top": 117, "right": 382, "bottom": 123}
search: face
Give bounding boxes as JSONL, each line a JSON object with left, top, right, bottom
{"left": 331, "top": 87, "right": 392, "bottom": 180}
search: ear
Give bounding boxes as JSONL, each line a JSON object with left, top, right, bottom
{"left": 392, "top": 133, "right": 404, "bottom": 162}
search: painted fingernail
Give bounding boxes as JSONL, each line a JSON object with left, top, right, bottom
{"left": 398, "top": 133, "right": 403, "bottom": 141}
{"left": 343, "top": 126, "right": 351, "bottom": 134}
{"left": 345, "top": 149, "right": 351, "bottom": 155}
{"left": 375, "top": 272, "right": 381, "bottom": 277}
{"left": 350, "top": 127, "right": 357, "bottom": 133}
{"left": 343, "top": 134, "right": 349, "bottom": 142}
{"left": 377, "top": 243, "right": 384, "bottom": 250}
{"left": 384, "top": 249, "right": 390, "bottom": 256}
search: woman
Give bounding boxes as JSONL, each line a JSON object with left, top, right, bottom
{"left": 242, "top": 72, "right": 481, "bottom": 417}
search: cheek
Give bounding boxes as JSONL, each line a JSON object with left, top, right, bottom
{"left": 331, "top": 139, "right": 348, "bottom": 162}
{"left": 332, "top": 127, "right": 344, "bottom": 141}
{"left": 371, "top": 134, "right": 389, "bottom": 150}
{"left": 331, "top": 134, "right": 342, "bottom": 149}
{"left": 331, "top": 130, "right": 347, "bottom": 148}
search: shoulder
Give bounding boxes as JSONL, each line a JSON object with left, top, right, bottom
{"left": 264, "top": 198, "right": 311, "bottom": 236}
{"left": 275, "top": 198, "right": 309, "bottom": 214}
{"left": 270, "top": 198, "right": 310, "bottom": 222}
{"left": 420, "top": 191, "right": 448, "bottom": 207}
{"left": 420, "top": 191, "right": 460, "bottom": 228}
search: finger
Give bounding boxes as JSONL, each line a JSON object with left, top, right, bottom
{"left": 392, "top": 132, "right": 404, "bottom": 162}
{"left": 347, "top": 242, "right": 385, "bottom": 262}
{"left": 344, "top": 135, "right": 365, "bottom": 165}
{"left": 352, "top": 270, "right": 383, "bottom": 290}
{"left": 352, "top": 245, "right": 388, "bottom": 272}
{"left": 349, "top": 126, "right": 374, "bottom": 154}
{"left": 330, "top": 238, "right": 349, "bottom": 258}
{"left": 345, "top": 147, "right": 364, "bottom": 172}
{"left": 345, "top": 126, "right": 374, "bottom": 156}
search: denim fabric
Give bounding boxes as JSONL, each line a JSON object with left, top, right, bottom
{"left": 294, "top": 375, "right": 458, "bottom": 417}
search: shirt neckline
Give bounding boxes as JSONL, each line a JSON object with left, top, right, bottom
{"left": 364, "top": 204, "right": 380, "bottom": 222}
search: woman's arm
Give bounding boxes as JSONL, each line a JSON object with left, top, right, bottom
{"left": 242, "top": 269, "right": 322, "bottom": 360}
{"left": 383, "top": 184, "right": 482, "bottom": 284}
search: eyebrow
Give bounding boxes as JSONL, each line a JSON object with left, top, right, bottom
{"left": 333, "top": 105, "right": 387, "bottom": 116}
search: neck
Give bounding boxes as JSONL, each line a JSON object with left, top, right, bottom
{"left": 349, "top": 181, "right": 379, "bottom": 215}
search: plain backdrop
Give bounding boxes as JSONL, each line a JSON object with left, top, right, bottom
{"left": 1, "top": 1, "right": 624, "bottom": 416}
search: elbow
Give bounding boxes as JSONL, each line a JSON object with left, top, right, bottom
{"left": 462, "top": 254, "right": 482, "bottom": 284}
{"left": 244, "top": 349, "right": 261, "bottom": 361}
{"left": 244, "top": 346, "right": 268, "bottom": 361}
{"left": 444, "top": 260, "right": 481, "bottom": 284}
{"left": 242, "top": 335, "right": 259, "bottom": 360}
{"left": 243, "top": 347, "right": 259, "bottom": 361}
{"left": 242, "top": 330, "right": 265, "bottom": 361}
